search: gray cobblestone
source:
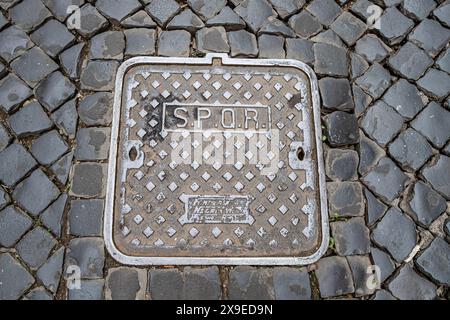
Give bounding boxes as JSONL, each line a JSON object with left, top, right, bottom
{"left": 258, "top": 34, "right": 285, "bottom": 58}
{"left": 11, "top": 47, "right": 58, "bottom": 88}
{"left": 31, "top": 130, "right": 68, "bottom": 165}
{"left": 36, "top": 247, "right": 64, "bottom": 294}
{"left": 69, "top": 199, "right": 103, "bottom": 237}
{"left": 229, "top": 267, "right": 274, "bottom": 300}
{"left": 146, "top": 0, "right": 180, "bottom": 27}
{"left": 331, "top": 217, "right": 370, "bottom": 255}
{"left": 65, "top": 238, "right": 105, "bottom": 279}
{"left": 0, "top": 206, "right": 32, "bottom": 248}
{"left": 228, "top": 30, "right": 258, "bottom": 57}
{"left": 79, "top": 93, "right": 113, "bottom": 127}
{"left": 9, "top": 101, "right": 53, "bottom": 137}
{"left": 421, "top": 155, "right": 450, "bottom": 199}
{"left": 372, "top": 208, "right": 417, "bottom": 262}
{"left": 68, "top": 279, "right": 104, "bottom": 300}
{"left": 75, "top": 127, "right": 110, "bottom": 161}
{"left": 363, "top": 157, "right": 409, "bottom": 203}
{"left": 70, "top": 163, "right": 107, "bottom": 198}
{"left": 30, "top": 20, "right": 75, "bottom": 58}
{"left": 327, "top": 181, "right": 364, "bottom": 217}
{"left": 0, "top": 143, "right": 37, "bottom": 188}
{"left": 0, "top": 74, "right": 32, "bottom": 113}
{"left": 315, "top": 256, "right": 354, "bottom": 298}
{"left": 325, "top": 149, "right": 358, "bottom": 181}
{"left": 273, "top": 267, "right": 311, "bottom": 300}
{"left": 196, "top": 27, "right": 229, "bottom": 54}
{"left": 51, "top": 99, "right": 78, "bottom": 139}
{"left": 0, "top": 26, "right": 33, "bottom": 63}
{"left": 158, "top": 30, "right": 191, "bottom": 57}
{"left": 106, "top": 267, "right": 147, "bottom": 300}
{"left": 0, "top": 253, "right": 35, "bottom": 300}
{"left": 40, "top": 194, "right": 67, "bottom": 238}
{"left": 16, "top": 227, "right": 57, "bottom": 270}
{"left": 388, "top": 264, "right": 437, "bottom": 300}
{"left": 167, "top": 9, "right": 204, "bottom": 33}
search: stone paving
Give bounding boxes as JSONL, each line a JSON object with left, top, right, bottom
{"left": 0, "top": 0, "right": 449, "bottom": 300}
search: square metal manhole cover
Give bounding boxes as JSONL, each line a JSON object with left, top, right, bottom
{"left": 105, "top": 53, "right": 328, "bottom": 265}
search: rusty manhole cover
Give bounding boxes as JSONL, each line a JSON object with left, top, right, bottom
{"left": 105, "top": 53, "right": 328, "bottom": 265}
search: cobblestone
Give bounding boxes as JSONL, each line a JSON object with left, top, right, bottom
{"left": 388, "top": 128, "right": 433, "bottom": 172}
{"left": 105, "top": 267, "right": 147, "bottom": 300}
{"left": 313, "top": 42, "right": 348, "bottom": 77}
{"left": 273, "top": 267, "right": 311, "bottom": 300}
{"left": 158, "top": 30, "right": 191, "bottom": 57}
{"left": 370, "top": 247, "right": 395, "bottom": 283}
{"left": 228, "top": 30, "right": 258, "bottom": 57}
{"left": 31, "top": 130, "right": 68, "bottom": 165}
{"left": 70, "top": 163, "right": 107, "bottom": 198}
{"left": 149, "top": 267, "right": 222, "bottom": 300}
{"left": 362, "top": 157, "right": 408, "bottom": 203}
{"left": 324, "top": 111, "right": 359, "bottom": 146}
{"left": 59, "top": 43, "right": 84, "bottom": 80}
{"left": 0, "top": 206, "right": 32, "bottom": 247}
{"left": 258, "top": 34, "right": 285, "bottom": 58}
{"left": 0, "top": 26, "right": 33, "bottom": 63}
{"left": 9, "top": 101, "right": 53, "bottom": 137}
{"left": 372, "top": 208, "right": 417, "bottom": 262}
{"left": 78, "top": 93, "right": 113, "bottom": 126}
{"left": 167, "top": 9, "right": 204, "bottom": 32}
{"left": 16, "top": 227, "right": 57, "bottom": 270}
{"left": 286, "top": 38, "right": 314, "bottom": 64}
{"left": 65, "top": 238, "right": 105, "bottom": 279}
{"left": 327, "top": 182, "right": 364, "bottom": 217}
{"left": 325, "top": 149, "right": 358, "bottom": 181}
{"left": 229, "top": 267, "right": 274, "bottom": 300}
{"left": 30, "top": 20, "right": 75, "bottom": 58}
{"left": 68, "top": 279, "right": 104, "bottom": 300}
{"left": 51, "top": 99, "right": 78, "bottom": 139}
{"left": 125, "top": 28, "right": 156, "bottom": 57}
{"left": 331, "top": 217, "right": 370, "bottom": 255}
{"left": 0, "top": 143, "right": 37, "bottom": 187}
{"left": 40, "top": 194, "right": 67, "bottom": 238}
{"left": 36, "top": 247, "right": 64, "bottom": 294}
{"left": 388, "top": 264, "right": 437, "bottom": 300}
{"left": 319, "top": 77, "right": 354, "bottom": 111}
{"left": 315, "top": 256, "right": 354, "bottom": 298}
{"left": 0, "top": 74, "right": 32, "bottom": 113}
{"left": 421, "top": 155, "right": 450, "bottom": 199}
{"left": 68, "top": 199, "right": 103, "bottom": 237}
{"left": 75, "top": 127, "right": 110, "bottom": 161}
{"left": 0, "top": 253, "right": 35, "bottom": 300}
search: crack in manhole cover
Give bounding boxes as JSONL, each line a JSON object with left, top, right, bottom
{"left": 105, "top": 53, "right": 329, "bottom": 265}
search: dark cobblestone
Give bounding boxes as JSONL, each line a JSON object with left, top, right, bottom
{"left": 31, "top": 130, "right": 68, "bottom": 165}
{"left": 16, "top": 227, "right": 57, "bottom": 270}
{"left": 286, "top": 38, "right": 314, "bottom": 64}
{"left": 0, "top": 74, "right": 32, "bottom": 113}
{"left": 229, "top": 267, "right": 274, "bottom": 299}
{"left": 258, "top": 34, "right": 285, "bottom": 58}
{"left": 372, "top": 208, "right": 417, "bottom": 263}
{"left": 273, "top": 267, "right": 311, "bottom": 300}
{"left": 327, "top": 181, "right": 364, "bottom": 217}
{"left": 123, "top": 27, "right": 155, "bottom": 56}
{"left": 388, "top": 42, "right": 433, "bottom": 81}
{"left": 324, "top": 111, "right": 359, "bottom": 146}
{"left": 158, "top": 30, "right": 191, "bottom": 57}
{"left": 411, "top": 102, "right": 450, "bottom": 148}
{"left": 371, "top": 247, "right": 395, "bottom": 283}
{"left": 388, "top": 264, "right": 437, "bottom": 300}
{"left": 382, "top": 79, "right": 426, "bottom": 120}
{"left": 65, "top": 237, "right": 105, "bottom": 279}
{"left": 319, "top": 77, "right": 354, "bottom": 111}
{"left": 149, "top": 267, "right": 222, "bottom": 300}
{"left": 75, "top": 127, "right": 110, "bottom": 161}
{"left": 325, "top": 148, "right": 358, "bottom": 181}
{"left": 80, "top": 60, "right": 119, "bottom": 91}
{"left": 331, "top": 217, "right": 370, "bottom": 255}
{"left": 0, "top": 26, "right": 33, "bottom": 63}
{"left": 0, "top": 253, "right": 35, "bottom": 300}
{"left": 0, "top": 144, "right": 37, "bottom": 188}
{"left": 69, "top": 199, "right": 104, "bottom": 237}
{"left": 228, "top": 30, "right": 258, "bottom": 57}
{"left": 362, "top": 101, "right": 404, "bottom": 146}
{"left": 70, "top": 163, "right": 107, "bottom": 198}
{"left": 146, "top": 0, "right": 180, "bottom": 27}
{"left": 421, "top": 155, "right": 450, "bottom": 199}
{"left": 105, "top": 267, "right": 147, "bottom": 300}
{"left": 388, "top": 128, "right": 433, "bottom": 172}
{"left": 362, "top": 157, "right": 409, "bottom": 203}
{"left": 315, "top": 256, "right": 354, "bottom": 298}
{"left": 0, "top": 206, "right": 32, "bottom": 247}
{"left": 9, "top": 101, "right": 53, "bottom": 137}
{"left": 36, "top": 247, "right": 64, "bottom": 294}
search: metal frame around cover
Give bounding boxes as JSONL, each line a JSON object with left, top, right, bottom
{"left": 104, "top": 53, "right": 329, "bottom": 265}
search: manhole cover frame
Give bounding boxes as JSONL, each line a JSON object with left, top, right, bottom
{"left": 104, "top": 53, "right": 329, "bottom": 265}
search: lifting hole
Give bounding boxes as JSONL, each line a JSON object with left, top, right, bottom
{"left": 296, "top": 147, "right": 305, "bottom": 161}
{"left": 129, "top": 147, "right": 138, "bottom": 161}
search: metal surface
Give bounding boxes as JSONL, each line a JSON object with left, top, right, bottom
{"left": 104, "top": 53, "right": 328, "bottom": 265}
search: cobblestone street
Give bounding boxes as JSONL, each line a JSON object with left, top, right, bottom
{"left": 0, "top": 0, "right": 449, "bottom": 300}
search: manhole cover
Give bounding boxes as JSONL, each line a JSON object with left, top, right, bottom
{"left": 105, "top": 53, "right": 328, "bottom": 265}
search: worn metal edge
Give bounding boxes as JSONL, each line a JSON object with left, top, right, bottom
{"left": 104, "top": 53, "right": 329, "bottom": 266}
